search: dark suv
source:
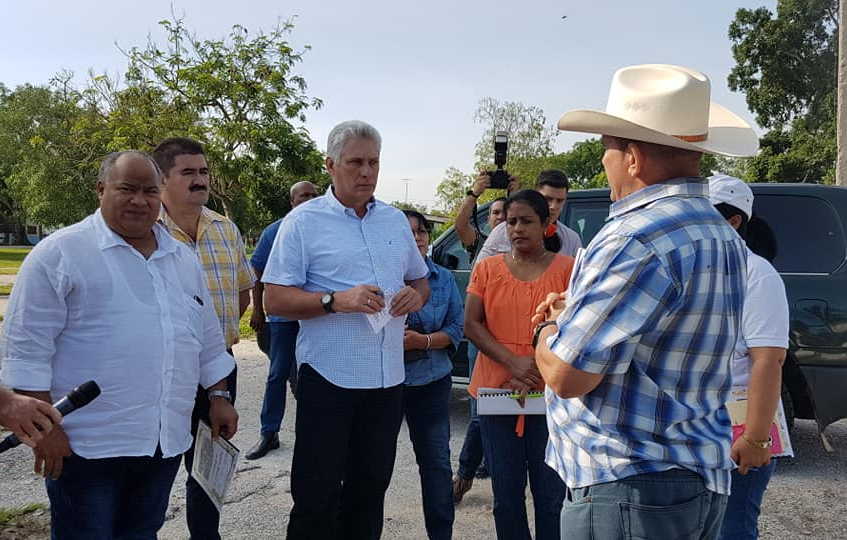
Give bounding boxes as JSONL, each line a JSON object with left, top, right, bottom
{"left": 432, "top": 183, "right": 847, "bottom": 435}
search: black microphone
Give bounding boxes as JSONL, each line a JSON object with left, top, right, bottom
{"left": 0, "top": 380, "right": 101, "bottom": 453}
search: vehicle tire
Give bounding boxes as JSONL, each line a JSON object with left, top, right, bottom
{"left": 781, "top": 383, "right": 795, "bottom": 432}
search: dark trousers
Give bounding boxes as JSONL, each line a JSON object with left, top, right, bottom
{"left": 457, "top": 343, "right": 484, "bottom": 480}
{"left": 403, "top": 375, "right": 454, "bottom": 540}
{"left": 719, "top": 461, "right": 776, "bottom": 539}
{"left": 184, "top": 364, "right": 238, "bottom": 540}
{"left": 287, "top": 364, "right": 404, "bottom": 540}
{"left": 260, "top": 321, "right": 298, "bottom": 434}
{"left": 46, "top": 448, "right": 181, "bottom": 540}
{"left": 479, "top": 414, "right": 565, "bottom": 540}
{"left": 563, "top": 469, "right": 728, "bottom": 540}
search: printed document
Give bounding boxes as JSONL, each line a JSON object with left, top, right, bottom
{"left": 192, "top": 420, "right": 240, "bottom": 511}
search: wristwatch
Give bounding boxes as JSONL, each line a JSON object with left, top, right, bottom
{"left": 466, "top": 190, "right": 479, "bottom": 198}
{"left": 321, "top": 291, "right": 336, "bottom": 313}
{"left": 208, "top": 390, "right": 232, "bottom": 402}
{"left": 532, "top": 321, "right": 558, "bottom": 347}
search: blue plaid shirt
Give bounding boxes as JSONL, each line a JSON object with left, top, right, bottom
{"left": 544, "top": 178, "right": 746, "bottom": 495}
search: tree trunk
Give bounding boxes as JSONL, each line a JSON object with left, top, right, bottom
{"left": 13, "top": 222, "right": 32, "bottom": 246}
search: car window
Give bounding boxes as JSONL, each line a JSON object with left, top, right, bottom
{"left": 751, "top": 194, "right": 846, "bottom": 273}
{"left": 564, "top": 201, "right": 610, "bottom": 246}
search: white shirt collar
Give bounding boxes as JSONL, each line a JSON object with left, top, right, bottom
{"left": 92, "top": 208, "right": 179, "bottom": 257}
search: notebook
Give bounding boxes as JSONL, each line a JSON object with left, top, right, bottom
{"left": 725, "top": 387, "right": 794, "bottom": 458}
{"left": 477, "top": 387, "right": 547, "bottom": 415}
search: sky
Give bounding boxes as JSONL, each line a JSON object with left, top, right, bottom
{"left": 1, "top": 0, "right": 777, "bottom": 210}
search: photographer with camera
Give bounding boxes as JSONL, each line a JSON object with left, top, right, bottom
{"left": 455, "top": 177, "right": 513, "bottom": 254}
{"left": 476, "top": 169, "right": 582, "bottom": 262}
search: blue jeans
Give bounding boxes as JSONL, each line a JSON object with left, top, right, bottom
{"left": 562, "top": 469, "right": 728, "bottom": 540}
{"left": 479, "top": 414, "right": 565, "bottom": 540}
{"left": 403, "top": 374, "right": 454, "bottom": 540}
{"left": 184, "top": 364, "right": 238, "bottom": 540}
{"left": 46, "top": 449, "right": 181, "bottom": 540}
{"left": 260, "top": 321, "right": 298, "bottom": 434}
{"left": 719, "top": 461, "right": 776, "bottom": 539}
{"left": 457, "top": 343, "right": 484, "bottom": 480}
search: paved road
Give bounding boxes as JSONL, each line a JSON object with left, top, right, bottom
{"left": 1, "top": 340, "right": 846, "bottom": 539}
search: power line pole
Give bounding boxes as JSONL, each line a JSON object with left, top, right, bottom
{"left": 838, "top": 0, "right": 847, "bottom": 185}
{"left": 401, "top": 178, "right": 411, "bottom": 204}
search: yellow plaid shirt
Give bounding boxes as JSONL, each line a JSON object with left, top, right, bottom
{"left": 159, "top": 206, "right": 255, "bottom": 347}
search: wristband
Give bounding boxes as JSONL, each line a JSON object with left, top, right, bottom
{"left": 532, "top": 321, "right": 558, "bottom": 348}
{"left": 466, "top": 190, "right": 479, "bottom": 198}
{"left": 425, "top": 334, "right": 432, "bottom": 350}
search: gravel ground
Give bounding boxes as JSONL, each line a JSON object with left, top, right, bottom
{"left": 1, "top": 339, "right": 846, "bottom": 539}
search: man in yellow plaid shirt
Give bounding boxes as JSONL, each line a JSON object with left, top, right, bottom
{"left": 153, "top": 137, "right": 254, "bottom": 540}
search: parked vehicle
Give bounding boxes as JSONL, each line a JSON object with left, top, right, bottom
{"left": 432, "top": 183, "right": 847, "bottom": 436}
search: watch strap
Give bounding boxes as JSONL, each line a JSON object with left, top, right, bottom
{"left": 532, "top": 321, "right": 558, "bottom": 347}
{"left": 208, "top": 390, "right": 232, "bottom": 402}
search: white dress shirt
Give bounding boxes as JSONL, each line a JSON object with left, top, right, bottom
{"left": 0, "top": 210, "right": 234, "bottom": 459}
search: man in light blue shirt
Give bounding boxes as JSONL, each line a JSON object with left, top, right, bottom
{"left": 245, "top": 180, "right": 318, "bottom": 461}
{"left": 263, "top": 120, "right": 429, "bottom": 539}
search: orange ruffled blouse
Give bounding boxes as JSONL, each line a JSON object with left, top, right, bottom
{"left": 467, "top": 253, "right": 574, "bottom": 435}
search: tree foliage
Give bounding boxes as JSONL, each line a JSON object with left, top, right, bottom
{"left": 0, "top": 15, "right": 328, "bottom": 238}
{"left": 472, "top": 98, "right": 558, "bottom": 169}
{"left": 727, "top": 0, "right": 837, "bottom": 183}
{"left": 122, "top": 16, "right": 328, "bottom": 232}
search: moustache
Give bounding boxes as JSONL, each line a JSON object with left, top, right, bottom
{"left": 189, "top": 185, "right": 208, "bottom": 192}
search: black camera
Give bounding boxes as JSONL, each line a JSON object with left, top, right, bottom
{"left": 486, "top": 131, "right": 510, "bottom": 189}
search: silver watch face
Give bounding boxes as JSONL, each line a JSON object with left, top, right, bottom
{"left": 321, "top": 293, "right": 332, "bottom": 305}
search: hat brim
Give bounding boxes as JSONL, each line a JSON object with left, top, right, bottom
{"left": 557, "top": 102, "right": 759, "bottom": 157}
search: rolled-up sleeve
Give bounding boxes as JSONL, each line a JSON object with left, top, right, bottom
{"left": 233, "top": 227, "right": 256, "bottom": 291}
{"left": 440, "top": 273, "right": 464, "bottom": 348}
{"left": 547, "top": 234, "right": 677, "bottom": 375}
{"left": 196, "top": 269, "right": 236, "bottom": 389}
{"left": 262, "top": 216, "right": 307, "bottom": 287}
{"left": 1, "top": 251, "right": 71, "bottom": 391}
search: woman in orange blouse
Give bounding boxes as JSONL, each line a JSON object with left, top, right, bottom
{"left": 465, "top": 190, "right": 574, "bottom": 540}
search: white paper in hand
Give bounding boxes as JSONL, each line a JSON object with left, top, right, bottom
{"left": 366, "top": 290, "right": 397, "bottom": 333}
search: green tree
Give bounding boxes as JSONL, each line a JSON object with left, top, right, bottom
{"left": 121, "top": 15, "right": 328, "bottom": 233}
{"left": 435, "top": 166, "right": 474, "bottom": 215}
{"left": 728, "top": 0, "right": 837, "bottom": 183}
{"left": 472, "top": 97, "right": 558, "bottom": 169}
{"left": 435, "top": 98, "right": 559, "bottom": 214}
{"left": 0, "top": 76, "right": 107, "bottom": 228}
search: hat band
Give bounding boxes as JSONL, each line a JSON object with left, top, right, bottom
{"left": 674, "top": 133, "right": 707, "bottom": 143}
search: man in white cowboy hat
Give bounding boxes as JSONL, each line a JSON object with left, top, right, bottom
{"left": 532, "top": 64, "right": 758, "bottom": 539}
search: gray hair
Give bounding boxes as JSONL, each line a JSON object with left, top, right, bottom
{"left": 326, "top": 120, "right": 382, "bottom": 162}
{"left": 97, "top": 150, "right": 161, "bottom": 183}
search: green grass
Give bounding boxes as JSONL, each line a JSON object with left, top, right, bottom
{"left": 239, "top": 307, "right": 256, "bottom": 340}
{"left": 0, "top": 503, "right": 47, "bottom": 526}
{"left": 0, "top": 284, "right": 11, "bottom": 296}
{"left": 0, "top": 247, "right": 31, "bottom": 275}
